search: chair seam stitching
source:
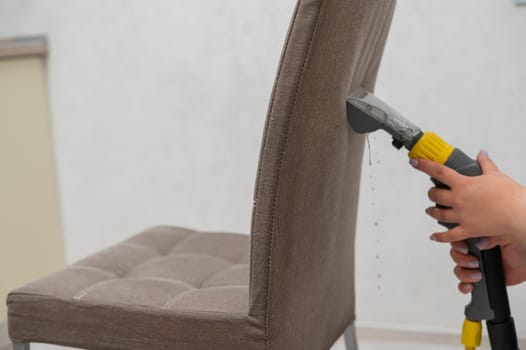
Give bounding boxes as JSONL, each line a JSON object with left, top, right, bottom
{"left": 72, "top": 279, "right": 116, "bottom": 301}
{"left": 162, "top": 288, "right": 198, "bottom": 309}
{"left": 264, "top": 2, "right": 326, "bottom": 349}
{"left": 249, "top": 0, "right": 301, "bottom": 302}
{"left": 250, "top": 0, "right": 299, "bottom": 218}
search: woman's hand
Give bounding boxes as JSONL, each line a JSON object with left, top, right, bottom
{"left": 411, "top": 151, "right": 526, "bottom": 246}
{"left": 450, "top": 240, "right": 526, "bottom": 292}
{"left": 410, "top": 151, "right": 526, "bottom": 290}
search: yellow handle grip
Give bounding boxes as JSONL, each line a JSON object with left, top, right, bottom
{"left": 408, "top": 131, "right": 454, "bottom": 164}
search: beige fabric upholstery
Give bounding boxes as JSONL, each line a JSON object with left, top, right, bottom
{"left": 7, "top": 0, "right": 396, "bottom": 349}
{"left": 249, "top": 0, "right": 396, "bottom": 349}
{"left": 8, "top": 227, "right": 265, "bottom": 349}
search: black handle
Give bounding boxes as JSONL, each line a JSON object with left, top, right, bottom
{"left": 432, "top": 177, "right": 494, "bottom": 321}
{"left": 484, "top": 248, "right": 518, "bottom": 350}
{"left": 431, "top": 148, "right": 517, "bottom": 349}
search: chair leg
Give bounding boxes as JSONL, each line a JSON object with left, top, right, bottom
{"left": 344, "top": 323, "right": 358, "bottom": 350}
{"left": 12, "top": 343, "right": 30, "bottom": 350}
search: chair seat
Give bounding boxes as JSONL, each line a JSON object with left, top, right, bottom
{"left": 7, "top": 226, "right": 266, "bottom": 350}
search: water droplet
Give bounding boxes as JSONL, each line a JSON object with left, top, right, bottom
{"left": 377, "top": 273, "right": 382, "bottom": 279}
{"left": 376, "top": 255, "right": 380, "bottom": 260}
{"left": 377, "top": 286, "right": 382, "bottom": 290}
{"left": 366, "top": 135, "right": 373, "bottom": 166}
{"left": 373, "top": 221, "right": 379, "bottom": 227}
{"left": 371, "top": 187, "right": 375, "bottom": 191}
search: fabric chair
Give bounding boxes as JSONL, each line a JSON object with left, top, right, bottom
{"left": 7, "top": 0, "right": 396, "bottom": 349}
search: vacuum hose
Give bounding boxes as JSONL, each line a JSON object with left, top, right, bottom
{"left": 409, "top": 132, "right": 518, "bottom": 350}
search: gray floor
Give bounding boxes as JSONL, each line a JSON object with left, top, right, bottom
{"left": 1, "top": 322, "right": 514, "bottom": 350}
{"left": 4, "top": 337, "right": 494, "bottom": 350}
{"left": 335, "top": 336, "right": 492, "bottom": 350}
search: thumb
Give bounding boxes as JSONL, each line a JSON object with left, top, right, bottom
{"left": 477, "top": 150, "right": 499, "bottom": 174}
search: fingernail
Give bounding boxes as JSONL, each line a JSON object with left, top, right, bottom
{"left": 481, "top": 149, "right": 489, "bottom": 157}
{"left": 425, "top": 207, "right": 432, "bottom": 215}
{"left": 455, "top": 246, "right": 469, "bottom": 254}
{"left": 470, "top": 271, "right": 482, "bottom": 281}
{"left": 467, "top": 260, "right": 479, "bottom": 268}
{"left": 429, "top": 234, "right": 437, "bottom": 241}
{"left": 476, "top": 238, "right": 490, "bottom": 250}
{"left": 409, "top": 159, "right": 418, "bottom": 168}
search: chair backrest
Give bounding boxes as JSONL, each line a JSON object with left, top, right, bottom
{"left": 249, "top": 0, "right": 396, "bottom": 348}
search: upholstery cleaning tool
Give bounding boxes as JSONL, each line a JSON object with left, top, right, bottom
{"left": 346, "top": 88, "right": 519, "bottom": 350}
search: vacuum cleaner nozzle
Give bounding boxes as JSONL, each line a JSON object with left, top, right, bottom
{"left": 347, "top": 88, "right": 423, "bottom": 150}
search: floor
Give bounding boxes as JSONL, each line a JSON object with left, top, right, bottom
{"left": 335, "top": 336, "right": 491, "bottom": 350}
{"left": 9, "top": 337, "right": 492, "bottom": 350}
{"left": 1, "top": 321, "right": 498, "bottom": 350}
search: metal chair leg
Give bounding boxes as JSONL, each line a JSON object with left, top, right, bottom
{"left": 344, "top": 323, "right": 358, "bottom": 350}
{"left": 12, "top": 343, "right": 30, "bottom": 350}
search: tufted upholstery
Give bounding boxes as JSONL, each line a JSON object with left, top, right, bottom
{"left": 7, "top": 0, "right": 397, "bottom": 349}
{"left": 13, "top": 226, "right": 250, "bottom": 312}
{"left": 7, "top": 227, "right": 265, "bottom": 349}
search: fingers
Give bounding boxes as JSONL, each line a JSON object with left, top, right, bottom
{"left": 430, "top": 226, "right": 477, "bottom": 243}
{"left": 426, "top": 207, "right": 458, "bottom": 224}
{"left": 432, "top": 228, "right": 503, "bottom": 247}
{"left": 458, "top": 282, "right": 473, "bottom": 294}
{"left": 427, "top": 187, "right": 454, "bottom": 207}
{"left": 451, "top": 244, "right": 479, "bottom": 294}
{"left": 477, "top": 150, "right": 499, "bottom": 174}
{"left": 410, "top": 158, "right": 465, "bottom": 188}
{"left": 450, "top": 248, "right": 479, "bottom": 268}
{"left": 451, "top": 241, "right": 469, "bottom": 254}
{"left": 454, "top": 265, "right": 482, "bottom": 284}
{"left": 476, "top": 237, "right": 504, "bottom": 250}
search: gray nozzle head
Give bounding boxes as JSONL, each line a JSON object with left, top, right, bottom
{"left": 347, "top": 88, "right": 423, "bottom": 149}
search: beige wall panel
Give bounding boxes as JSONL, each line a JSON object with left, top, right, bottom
{"left": 0, "top": 57, "right": 64, "bottom": 323}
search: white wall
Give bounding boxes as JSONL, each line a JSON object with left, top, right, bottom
{"left": 0, "top": 0, "right": 294, "bottom": 260}
{"left": 357, "top": 0, "right": 526, "bottom": 334}
{"left": 1, "top": 0, "right": 526, "bottom": 342}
